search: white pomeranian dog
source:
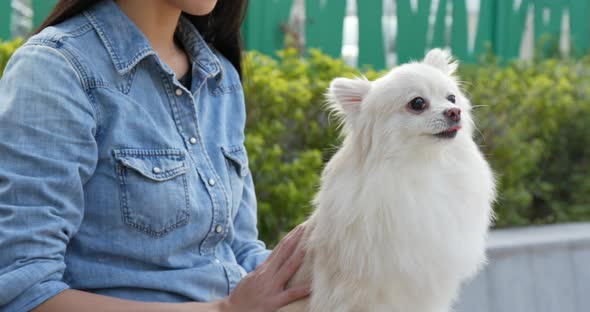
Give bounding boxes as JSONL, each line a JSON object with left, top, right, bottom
{"left": 279, "top": 49, "right": 496, "bottom": 312}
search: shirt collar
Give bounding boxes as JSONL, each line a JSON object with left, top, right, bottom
{"left": 84, "top": 0, "right": 221, "bottom": 77}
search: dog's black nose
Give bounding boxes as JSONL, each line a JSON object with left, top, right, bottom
{"left": 445, "top": 108, "right": 461, "bottom": 122}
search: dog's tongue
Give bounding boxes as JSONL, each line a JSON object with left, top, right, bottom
{"left": 448, "top": 125, "right": 462, "bottom": 132}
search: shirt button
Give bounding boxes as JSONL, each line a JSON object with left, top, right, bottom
{"left": 175, "top": 88, "right": 183, "bottom": 96}
{"left": 152, "top": 167, "right": 162, "bottom": 174}
{"left": 189, "top": 137, "right": 197, "bottom": 144}
{"left": 208, "top": 178, "right": 216, "bottom": 186}
{"left": 215, "top": 225, "right": 223, "bottom": 233}
{"left": 214, "top": 259, "right": 221, "bottom": 264}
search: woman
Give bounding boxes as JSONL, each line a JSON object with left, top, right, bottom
{"left": 0, "top": 0, "right": 308, "bottom": 311}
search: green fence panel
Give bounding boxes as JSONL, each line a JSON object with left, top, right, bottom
{"left": 534, "top": 0, "right": 567, "bottom": 57}
{"left": 495, "top": 0, "right": 530, "bottom": 60}
{"left": 569, "top": 0, "right": 590, "bottom": 56}
{"left": 404, "top": 0, "right": 470, "bottom": 62}
{"left": 430, "top": 0, "right": 448, "bottom": 49}
{"left": 396, "top": 0, "right": 433, "bottom": 64}
{"left": 473, "top": 0, "right": 495, "bottom": 59}
{"left": 305, "top": 0, "right": 346, "bottom": 58}
{"left": 450, "top": 0, "right": 469, "bottom": 61}
{"left": 400, "top": 0, "right": 493, "bottom": 63}
{"left": 0, "top": 1, "right": 11, "bottom": 41}
{"left": 32, "top": 0, "right": 57, "bottom": 30}
{"left": 242, "top": 0, "right": 590, "bottom": 69}
{"left": 242, "top": 0, "right": 293, "bottom": 55}
{"left": 357, "top": 0, "right": 384, "bottom": 68}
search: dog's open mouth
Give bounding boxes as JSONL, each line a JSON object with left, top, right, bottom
{"left": 434, "top": 125, "right": 461, "bottom": 139}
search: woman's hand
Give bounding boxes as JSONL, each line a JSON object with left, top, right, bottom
{"left": 218, "top": 225, "right": 309, "bottom": 312}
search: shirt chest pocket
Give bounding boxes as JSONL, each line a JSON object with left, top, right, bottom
{"left": 113, "top": 148, "right": 191, "bottom": 237}
{"left": 221, "top": 145, "right": 249, "bottom": 219}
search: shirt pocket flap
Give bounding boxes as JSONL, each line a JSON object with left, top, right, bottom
{"left": 221, "top": 145, "right": 249, "bottom": 177}
{"left": 113, "top": 149, "right": 188, "bottom": 182}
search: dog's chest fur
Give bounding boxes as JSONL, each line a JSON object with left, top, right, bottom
{"left": 281, "top": 136, "right": 494, "bottom": 312}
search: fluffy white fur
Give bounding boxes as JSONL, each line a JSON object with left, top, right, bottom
{"left": 279, "top": 49, "right": 496, "bottom": 312}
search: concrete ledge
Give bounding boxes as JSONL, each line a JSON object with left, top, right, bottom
{"left": 488, "top": 223, "right": 590, "bottom": 252}
{"left": 455, "top": 222, "right": 590, "bottom": 312}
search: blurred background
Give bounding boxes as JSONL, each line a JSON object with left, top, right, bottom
{"left": 1, "top": 0, "right": 590, "bottom": 311}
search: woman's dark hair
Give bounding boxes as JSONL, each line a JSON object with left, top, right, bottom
{"left": 35, "top": 0, "right": 249, "bottom": 77}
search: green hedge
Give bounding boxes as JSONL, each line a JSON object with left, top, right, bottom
{"left": 2, "top": 39, "right": 589, "bottom": 247}
{"left": 0, "top": 38, "right": 22, "bottom": 74}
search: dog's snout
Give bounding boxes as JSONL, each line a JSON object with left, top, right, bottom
{"left": 444, "top": 108, "right": 461, "bottom": 122}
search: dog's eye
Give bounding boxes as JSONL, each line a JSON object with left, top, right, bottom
{"left": 447, "top": 95, "right": 456, "bottom": 103}
{"left": 408, "top": 97, "right": 427, "bottom": 112}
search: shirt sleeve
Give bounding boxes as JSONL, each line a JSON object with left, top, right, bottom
{"left": 230, "top": 168, "right": 271, "bottom": 273}
{"left": 0, "top": 43, "right": 98, "bottom": 312}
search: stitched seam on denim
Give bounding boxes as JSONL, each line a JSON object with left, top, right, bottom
{"left": 85, "top": 80, "right": 109, "bottom": 89}
{"left": 222, "top": 145, "right": 248, "bottom": 222}
{"left": 83, "top": 11, "right": 122, "bottom": 70}
{"left": 209, "top": 48, "right": 224, "bottom": 79}
{"left": 83, "top": 90, "right": 104, "bottom": 139}
{"left": 221, "top": 145, "right": 249, "bottom": 178}
{"left": 121, "top": 66, "right": 137, "bottom": 94}
{"left": 219, "top": 262, "right": 233, "bottom": 295}
{"left": 210, "top": 83, "right": 242, "bottom": 96}
{"left": 160, "top": 70, "right": 188, "bottom": 142}
{"left": 182, "top": 172, "right": 191, "bottom": 225}
{"left": 26, "top": 38, "right": 59, "bottom": 46}
{"left": 113, "top": 148, "right": 184, "bottom": 157}
{"left": 224, "top": 157, "right": 244, "bottom": 222}
{"left": 223, "top": 144, "right": 245, "bottom": 154}
{"left": 177, "top": 16, "right": 221, "bottom": 77}
{"left": 117, "top": 158, "right": 187, "bottom": 180}
{"left": 196, "top": 146, "right": 231, "bottom": 254}
{"left": 116, "top": 162, "right": 132, "bottom": 233}
{"left": 25, "top": 24, "right": 91, "bottom": 48}
{"left": 68, "top": 23, "right": 94, "bottom": 37}
{"left": 57, "top": 45, "right": 104, "bottom": 138}
{"left": 200, "top": 173, "right": 229, "bottom": 251}
{"left": 223, "top": 158, "right": 234, "bottom": 219}
{"left": 123, "top": 50, "right": 156, "bottom": 74}
{"left": 200, "top": 173, "right": 220, "bottom": 255}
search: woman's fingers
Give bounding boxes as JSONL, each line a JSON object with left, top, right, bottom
{"left": 264, "top": 225, "right": 301, "bottom": 264}
{"left": 275, "top": 283, "right": 312, "bottom": 307}
{"left": 275, "top": 246, "right": 306, "bottom": 284}
{"left": 223, "top": 223, "right": 310, "bottom": 312}
{"left": 266, "top": 225, "right": 304, "bottom": 273}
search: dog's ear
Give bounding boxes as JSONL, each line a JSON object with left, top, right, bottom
{"left": 423, "top": 48, "right": 458, "bottom": 75}
{"left": 327, "top": 76, "right": 371, "bottom": 116}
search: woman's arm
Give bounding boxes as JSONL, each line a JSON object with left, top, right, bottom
{"left": 33, "top": 226, "right": 309, "bottom": 312}
{"left": 0, "top": 43, "right": 98, "bottom": 311}
{"left": 32, "top": 290, "right": 223, "bottom": 312}
{"left": 230, "top": 165, "right": 273, "bottom": 272}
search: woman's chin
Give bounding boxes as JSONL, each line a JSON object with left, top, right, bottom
{"left": 173, "top": 0, "right": 218, "bottom": 16}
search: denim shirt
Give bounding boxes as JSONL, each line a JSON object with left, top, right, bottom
{"left": 0, "top": 1, "right": 270, "bottom": 311}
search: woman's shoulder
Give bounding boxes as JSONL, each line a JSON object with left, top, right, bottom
{"left": 22, "top": 11, "right": 100, "bottom": 62}
{"left": 15, "top": 12, "right": 120, "bottom": 92}
{"left": 5, "top": 12, "right": 93, "bottom": 86}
